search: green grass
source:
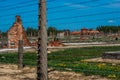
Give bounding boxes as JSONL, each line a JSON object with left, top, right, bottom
{"left": 0, "top": 46, "right": 120, "bottom": 79}
{"left": 0, "top": 53, "right": 37, "bottom": 66}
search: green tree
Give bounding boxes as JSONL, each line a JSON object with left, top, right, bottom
{"left": 96, "top": 26, "right": 120, "bottom": 34}
{"left": 47, "top": 27, "right": 58, "bottom": 37}
{"left": 1, "top": 32, "right": 7, "bottom": 37}
{"left": 26, "top": 27, "right": 38, "bottom": 37}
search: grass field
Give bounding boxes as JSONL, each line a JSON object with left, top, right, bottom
{"left": 0, "top": 46, "right": 120, "bottom": 79}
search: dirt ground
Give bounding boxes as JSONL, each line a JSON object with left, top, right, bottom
{"left": 0, "top": 64, "right": 109, "bottom": 80}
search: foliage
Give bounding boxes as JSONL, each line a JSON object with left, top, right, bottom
{"left": 0, "top": 31, "right": 7, "bottom": 37}
{"left": 47, "top": 27, "right": 58, "bottom": 36}
{"left": 26, "top": 27, "right": 38, "bottom": 37}
{"left": 47, "top": 26, "right": 70, "bottom": 37}
{"left": 0, "top": 52, "right": 37, "bottom": 65}
{"left": 96, "top": 25, "right": 120, "bottom": 34}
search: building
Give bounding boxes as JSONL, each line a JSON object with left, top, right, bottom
{"left": 71, "top": 28, "right": 100, "bottom": 36}
{"left": 8, "top": 16, "right": 30, "bottom": 48}
{"left": 81, "top": 28, "right": 88, "bottom": 35}
{"left": 57, "top": 30, "right": 70, "bottom": 38}
{"left": 70, "top": 31, "right": 81, "bottom": 35}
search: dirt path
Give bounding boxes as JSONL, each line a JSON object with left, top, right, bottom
{"left": 0, "top": 64, "right": 109, "bottom": 80}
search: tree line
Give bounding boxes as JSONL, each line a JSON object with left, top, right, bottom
{"left": 26, "top": 27, "right": 38, "bottom": 37}
{"left": 96, "top": 26, "right": 120, "bottom": 34}
{"left": 1, "top": 26, "right": 120, "bottom": 38}
{"left": 26, "top": 27, "right": 70, "bottom": 37}
{"left": 0, "top": 27, "right": 69, "bottom": 37}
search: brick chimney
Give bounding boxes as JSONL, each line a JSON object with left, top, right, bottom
{"left": 8, "top": 15, "right": 30, "bottom": 48}
{"left": 15, "top": 15, "right": 22, "bottom": 24}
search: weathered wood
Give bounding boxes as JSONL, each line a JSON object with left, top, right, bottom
{"left": 102, "top": 51, "right": 120, "bottom": 60}
{"left": 37, "top": 0, "right": 47, "bottom": 80}
{"left": 18, "top": 40, "right": 23, "bottom": 69}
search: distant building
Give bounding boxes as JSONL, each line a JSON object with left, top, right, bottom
{"left": 8, "top": 16, "right": 30, "bottom": 48}
{"left": 57, "top": 30, "right": 70, "bottom": 38}
{"left": 81, "top": 28, "right": 88, "bottom": 35}
{"left": 57, "top": 32, "right": 65, "bottom": 38}
{"left": 70, "top": 31, "right": 81, "bottom": 35}
{"left": 88, "top": 30, "right": 99, "bottom": 35}
{"left": 70, "top": 28, "right": 100, "bottom": 36}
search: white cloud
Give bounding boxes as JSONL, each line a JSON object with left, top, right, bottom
{"left": 103, "top": 1, "right": 120, "bottom": 8}
{"left": 108, "top": 20, "right": 114, "bottom": 23}
{"left": 64, "top": 3, "right": 87, "bottom": 8}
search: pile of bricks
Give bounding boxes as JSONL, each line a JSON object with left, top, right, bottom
{"left": 47, "top": 40, "right": 64, "bottom": 47}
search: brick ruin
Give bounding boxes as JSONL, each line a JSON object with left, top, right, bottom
{"left": 8, "top": 16, "right": 30, "bottom": 48}
{"left": 47, "top": 40, "right": 64, "bottom": 47}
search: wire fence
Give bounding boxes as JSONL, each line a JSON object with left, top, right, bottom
{"left": 0, "top": 0, "right": 120, "bottom": 80}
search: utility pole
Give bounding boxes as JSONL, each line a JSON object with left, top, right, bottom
{"left": 37, "top": 0, "right": 47, "bottom": 80}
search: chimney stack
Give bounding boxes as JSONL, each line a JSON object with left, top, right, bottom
{"left": 16, "top": 15, "right": 22, "bottom": 24}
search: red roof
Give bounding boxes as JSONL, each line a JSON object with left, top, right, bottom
{"left": 71, "top": 31, "right": 81, "bottom": 35}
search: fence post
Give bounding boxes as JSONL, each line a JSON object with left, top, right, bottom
{"left": 18, "top": 40, "right": 23, "bottom": 69}
{"left": 37, "top": 0, "right": 47, "bottom": 80}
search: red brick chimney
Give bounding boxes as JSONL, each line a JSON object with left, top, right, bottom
{"left": 8, "top": 15, "right": 30, "bottom": 48}
{"left": 15, "top": 15, "right": 22, "bottom": 24}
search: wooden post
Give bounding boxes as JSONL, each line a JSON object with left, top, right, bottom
{"left": 37, "top": 0, "right": 47, "bottom": 80}
{"left": 18, "top": 40, "right": 23, "bottom": 69}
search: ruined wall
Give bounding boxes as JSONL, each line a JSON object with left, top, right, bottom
{"left": 8, "top": 16, "right": 30, "bottom": 48}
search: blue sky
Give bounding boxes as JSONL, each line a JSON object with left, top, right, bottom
{"left": 0, "top": 0, "right": 120, "bottom": 32}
